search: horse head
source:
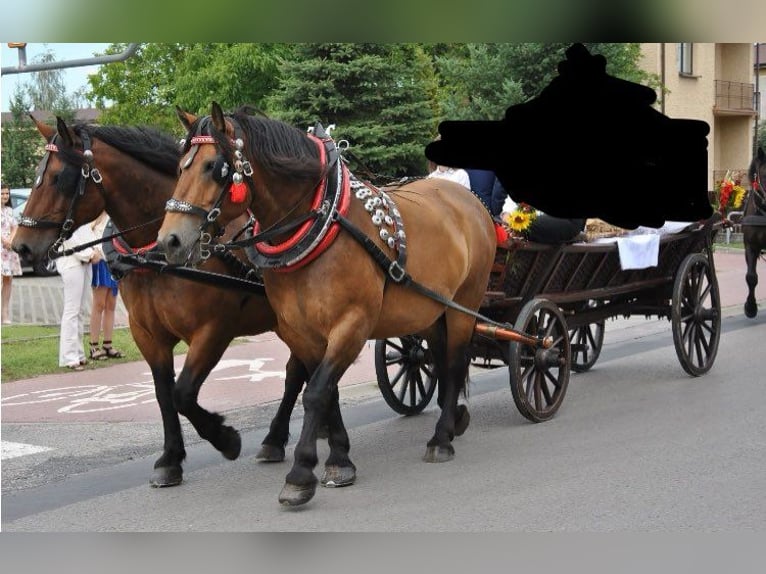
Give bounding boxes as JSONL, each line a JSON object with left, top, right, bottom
{"left": 746, "top": 146, "right": 766, "bottom": 217}
{"left": 158, "top": 101, "right": 322, "bottom": 266}
{"left": 12, "top": 115, "right": 108, "bottom": 265}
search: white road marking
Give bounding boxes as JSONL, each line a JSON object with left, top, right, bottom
{"left": 1, "top": 440, "right": 53, "bottom": 460}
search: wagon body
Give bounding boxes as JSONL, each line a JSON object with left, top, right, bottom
{"left": 375, "top": 216, "right": 723, "bottom": 420}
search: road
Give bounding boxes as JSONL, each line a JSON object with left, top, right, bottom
{"left": 1, "top": 248, "right": 766, "bottom": 530}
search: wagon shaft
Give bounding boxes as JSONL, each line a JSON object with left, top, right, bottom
{"left": 474, "top": 321, "right": 553, "bottom": 348}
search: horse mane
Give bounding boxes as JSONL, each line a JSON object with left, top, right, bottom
{"left": 218, "top": 108, "right": 324, "bottom": 184}
{"left": 58, "top": 123, "right": 181, "bottom": 177}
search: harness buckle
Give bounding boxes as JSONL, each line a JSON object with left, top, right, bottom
{"left": 242, "top": 161, "right": 253, "bottom": 177}
{"left": 388, "top": 261, "right": 406, "bottom": 283}
{"left": 81, "top": 165, "right": 91, "bottom": 178}
{"left": 207, "top": 207, "right": 221, "bottom": 223}
{"left": 199, "top": 231, "right": 212, "bottom": 261}
{"left": 62, "top": 219, "right": 74, "bottom": 232}
{"left": 91, "top": 168, "right": 103, "bottom": 184}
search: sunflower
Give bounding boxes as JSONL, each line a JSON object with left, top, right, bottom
{"left": 504, "top": 207, "right": 537, "bottom": 233}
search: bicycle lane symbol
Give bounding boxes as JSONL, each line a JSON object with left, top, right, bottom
{"left": 1, "top": 357, "right": 286, "bottom": 414}
{"left": 1, "top": 382, "right": 157, "bottom": 414}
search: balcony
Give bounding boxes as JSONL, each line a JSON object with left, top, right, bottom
{"left": 714, "top": 80, "right": 756, "bottom": 116}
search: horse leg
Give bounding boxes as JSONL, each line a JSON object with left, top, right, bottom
{"left": 423, "top": 314, "right": 474, "bottom": 463}
{"left": 173, "top": 337, "right": 241, "bottom": 460}
{"left": 279, "top": 326, "right": 365, "bottom": 506}
{"left": 256, "top": 353, "right": 308, "bottom": 462}
{"left": 131, "top": 325, "right": 186, "bottom": 487}
{"left": 744, "top": 243, "right": 759, "bottom": 318}
{"left": 320, "top": 385, "right": 357, "bottom": 488}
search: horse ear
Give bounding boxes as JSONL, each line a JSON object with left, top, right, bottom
{"left": 30, "top": 114, "right": 56, "bottom": 141}
{"left": 211, "top": 101, "right": 227, "bottom": 133}
{"left": 56, "top": 116, "right": 75, "bottom": 148}
{"left": 176, "top": 106, "right": 197, "bottom": 131}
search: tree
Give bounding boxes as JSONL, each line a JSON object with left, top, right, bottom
{"left": 20, "top": 50, "right": 79, "bottom": 122}
{"left": 269, "top": 43, "right": 439, "bottom": 178}
{"left": 1, "top": 92, "right": 44, "bottom": 188}
{"left": 87, "top": 43, "right": 189, "bottom": 134}
{"left": 1, "top": 50, "right": 82, "bottom": 188}
{"left": 435, "top": 44, "right": 526, "bottom": 121}
{"left": 86, "top": 43, "right": 291, "bottom": 134}
{"left": 433, "top": 43, "right": 654, "bottom": 122}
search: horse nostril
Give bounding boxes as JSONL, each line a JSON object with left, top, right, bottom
{"left": 15, "top": 243, "right": 30, "bottom": 257}
{"left": 168, "top": 234, "right": 181, "bottom": 249}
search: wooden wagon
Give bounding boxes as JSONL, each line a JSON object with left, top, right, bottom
{"left": 375, "top": 215, "right": 723, "bottom": 422}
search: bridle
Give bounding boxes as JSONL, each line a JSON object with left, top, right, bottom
{"left": 19, "top": 131, "right": 106, "bottom": 259}
{"left": 750, "top": 166, "right": 766, "bottom": 216}
{"left": 165, "top": 115, "right": 259, "bottom": 263}
{"left": 166, "top": 114, "right": 331, "bottom": 265}
{"left": 20, "top": 129, "right": 166, "bottom": 261}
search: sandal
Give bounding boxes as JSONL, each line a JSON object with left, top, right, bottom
{"left": 102, "top": 341, "right": 123, "bottom": 359}
{"left": 90, "top": 343, "right": 107, "bottom": 361}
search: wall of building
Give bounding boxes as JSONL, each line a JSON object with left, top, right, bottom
{"left": 640, "top": 43, "right": 756, "bottom": 188}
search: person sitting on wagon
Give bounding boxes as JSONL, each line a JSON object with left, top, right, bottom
{"left": 501, "top": 194, "right": 586, "bottom": 244}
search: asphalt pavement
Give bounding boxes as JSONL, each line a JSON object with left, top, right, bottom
{"left": 1, "top": 245, "right": 764, "bottom": 420}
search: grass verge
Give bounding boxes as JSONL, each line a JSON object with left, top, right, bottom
{"left": 1, "top": 325, "right": 188, "bottom": 383}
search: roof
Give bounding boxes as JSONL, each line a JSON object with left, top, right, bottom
{"left": 1, "top": 107, "right": 101, "bottom": 125}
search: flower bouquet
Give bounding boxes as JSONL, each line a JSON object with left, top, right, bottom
{"left": 714, "top": 171, "right": 746, "bottom": 216}
{"left": 501, "top": 203, "right": 538, "bottom": 240}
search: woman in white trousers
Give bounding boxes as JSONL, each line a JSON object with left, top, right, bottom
{"left": 55, "top": 223, "right": 100, "bottom": 370}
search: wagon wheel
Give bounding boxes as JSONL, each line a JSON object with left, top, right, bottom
{"left": 671, "top": 253, "right": 721, "bottom": 376}
{"left": 568, "top": 301, "right": 605, "bottom": 373}
{"left": 374, "top": 336, "right": 437, "bottom": 415}
{"left": 508, "top": 298, "right": 571, "bottom": 422}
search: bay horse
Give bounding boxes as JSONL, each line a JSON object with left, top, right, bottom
{"left": 157, "top": 103, "right": 496, "bottom": 506}
{"left": 12, "top": 115, "right": 311, "bottom": 487}
{"left": 743, "top": 146, "right": 766, "bottom": 318}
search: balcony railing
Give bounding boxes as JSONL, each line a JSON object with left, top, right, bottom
{"left": 714, "top": 80, "right": 756, "bottom": 114}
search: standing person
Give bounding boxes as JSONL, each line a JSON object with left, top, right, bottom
{"left": 56, "top": 222, "right": 100, "bottom": 371}
{"left": 88, "top": 212, "right": 122, "bottom": 360}
{"left": 1, "top": 182, "right": 23, "bottom": 325}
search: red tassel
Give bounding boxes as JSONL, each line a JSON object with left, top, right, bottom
{"left": 494, "top": 222, "right": 508, "bottom": 244}
{"left": 229, "top": 182, "right": 247, "bottom": 203}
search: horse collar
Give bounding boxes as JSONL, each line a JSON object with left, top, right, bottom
{"left": 250, "top": 134, "right": 350, "bottom": 272}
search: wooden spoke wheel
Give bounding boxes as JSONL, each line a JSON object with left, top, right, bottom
{"left": 374, "top": 336, "right": 437, "bottom": 415}
{"left": 568, "top": 301, "right": 605, "bottom": 373}
{"left": 508, "top": 298, "right": 571, "bottom": 423}
{"left": 671, "top": 253, "right": 721, "bottom": 376}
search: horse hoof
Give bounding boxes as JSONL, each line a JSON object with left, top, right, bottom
{"left": 454, "top": 404, "right": 471, "bottom": 437}
{"left": 279, "top": 482, "right": 317, "bottom": 506}
{"left": 150, "top": 466, "right": 183, "bottom": 487}
{"left": 255, "top": 444, "right": 286, "bottom": 463}
{"left": 745, "top": 302, "right": 758, "bottom": 318}
{"left": 219, "top": 427, "right": 242, "bottom": 460}
{"left": 422, "top": 445, "right": 455, "bottom": 463}
{"left": 321, "top": 465, "right": 356, "bottom": 487}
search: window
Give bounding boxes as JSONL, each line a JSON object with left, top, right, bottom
{"left": 678, "top": 43, "right": 694, "bottom": 75}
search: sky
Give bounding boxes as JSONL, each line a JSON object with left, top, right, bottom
{"left": 0, "top": 43, "right": 110, "bottom": 112}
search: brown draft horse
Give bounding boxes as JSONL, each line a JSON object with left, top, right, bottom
{"left": 743, "top": 146, "right": 766, "bottom": 318}
{"left": 157, "top": 103, "right": 496, "bottom": 506}
{"left": 12, "top": 116, "right": 310, "bottom": 487}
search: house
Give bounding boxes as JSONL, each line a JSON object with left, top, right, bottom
{"left": 0, "top": 107, "right": 101, "bottom": 125}
{"left": 755, "top": 43, "right": 765, "bottom": 122}
{"left": 639, "top": 43, "right": 757, "bottom": 188}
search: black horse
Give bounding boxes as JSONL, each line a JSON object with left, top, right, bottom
{"left": 743, "top": 146, "right": 766, "bottom": 318}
